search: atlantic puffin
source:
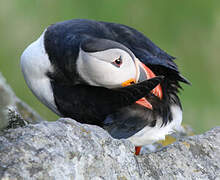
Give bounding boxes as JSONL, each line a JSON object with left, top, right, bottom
{"left": 20, "top": 19, "right": 190, "bottom": 155}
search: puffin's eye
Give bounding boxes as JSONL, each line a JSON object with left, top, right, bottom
{"left": 112, "top": 57, "right": 122, "bottom": 67}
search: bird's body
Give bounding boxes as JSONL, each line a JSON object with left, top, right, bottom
{"left": 21, "top": 19, "right": 189, "bottom": 151}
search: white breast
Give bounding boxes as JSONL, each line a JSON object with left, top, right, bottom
{"left": 128, "top": 105, "right": 183, "bottom": 146}
{"left": 20, "top": 31, "right": 60, "bottom": 115}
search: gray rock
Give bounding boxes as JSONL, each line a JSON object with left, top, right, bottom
{"left": 0, "top": 117, "right": 219, "bottom": 180}
{"left": 137, "top": 127, "right": 220, "bottom": 180}
{"left": 0, "top": 72, "right": 43, "bottom": 129}
{"left": 0, "top": 118, "right": 140, "bottom": 180}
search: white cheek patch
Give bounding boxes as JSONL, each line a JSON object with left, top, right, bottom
{"left": 76, "top": 48, "right": 137, "bottom": 88}
{"left": 20, "top": 31, "right": 60, "bottom": 115}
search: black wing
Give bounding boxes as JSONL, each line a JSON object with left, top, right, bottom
{"left": 102, "top": 21, "right": 190, "bottom": 84}
{"left": 51, "top": 76, "right": 164, "bottom": 125}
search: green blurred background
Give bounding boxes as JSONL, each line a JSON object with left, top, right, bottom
{"left": 0, "top": 0, "right": 219, "bottom": 133}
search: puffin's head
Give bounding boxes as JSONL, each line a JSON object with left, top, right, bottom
{"left": 77, "top": 38, "right": 139, "bottom": 88}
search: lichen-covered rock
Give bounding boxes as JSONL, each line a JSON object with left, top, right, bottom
{"left": 0, "top": 117, "right": 219, "bottom": 180}
{"left": 0, "top": 72, "right": 43, "bottom": 129}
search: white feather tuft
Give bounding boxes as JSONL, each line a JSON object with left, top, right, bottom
{"left": 128, "top": 105, "right": 183, "bottom": 146}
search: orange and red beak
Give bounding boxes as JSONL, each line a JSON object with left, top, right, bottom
{"left": 121, "top": 60, "right": 163, "bottom": 110}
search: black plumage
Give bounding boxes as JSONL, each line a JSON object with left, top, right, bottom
{"left": 42, "top": 19, "right": 189, "bottom": 139}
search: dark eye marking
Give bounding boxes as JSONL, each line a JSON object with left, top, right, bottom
{"left": 112, "top": 57, "right": 122, "bottom": 67}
